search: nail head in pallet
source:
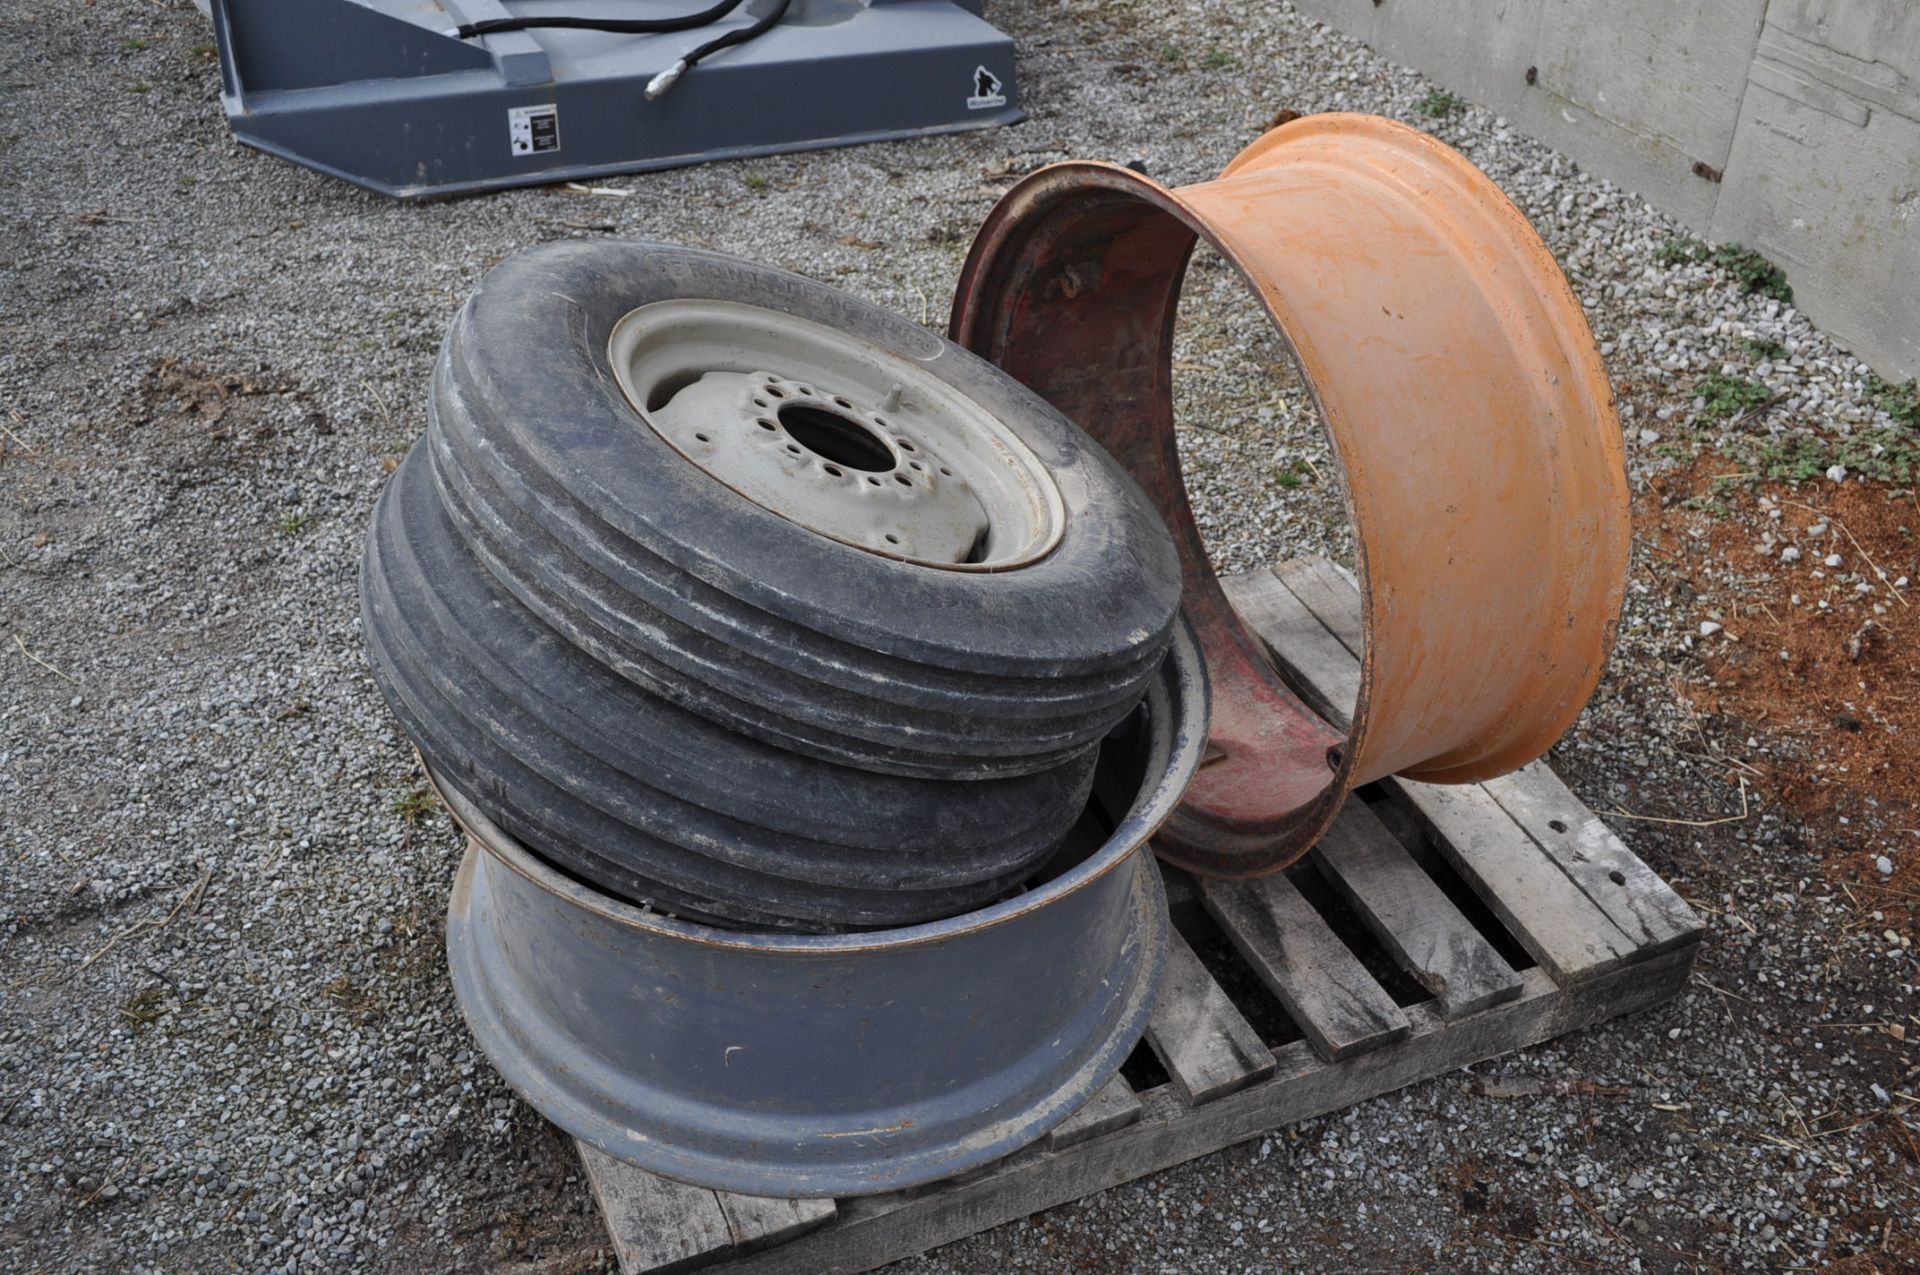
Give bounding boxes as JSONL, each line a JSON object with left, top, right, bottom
{"left": 572, "top": 559, "right": 1703, "bottom": 1274}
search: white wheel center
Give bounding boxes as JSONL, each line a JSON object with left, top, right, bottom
{"left": 608, "top": 299, "right": 1065, "bottom": 570}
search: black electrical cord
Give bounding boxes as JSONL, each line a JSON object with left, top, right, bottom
{"left": 449, "top": 0, "right": 748, "bottom": 41}
{"left": 450, "top": 0, "right": 796, "bottom": 98}
{"left": 677, "top": 0, "right": 792, "bottom": 72}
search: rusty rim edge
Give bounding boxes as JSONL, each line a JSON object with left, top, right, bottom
{"left": 950, "top": 113, "right": 1629, "bottom": 873}
{"left": 950, "top": 160, "right": 1366, "bottom": 875}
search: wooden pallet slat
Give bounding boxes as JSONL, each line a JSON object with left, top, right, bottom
{"left": 717, "top": 1193, "right": 837, "bottom": 1255}
{"left": 580, "top": 1143, "right": 733, "bottom": 1275}
{"left": 1222, "top": 562, "right": 1362, "bottom": 726}
{"left": 1144, "top": 929, "right": 1277, "bottom": 1104}
{"left": 1224, "top": 564, "right": 1655, "bottom": 984}
{"left": 1312, "top": 803, "right": 1524, "bottom": 1017}
{"left": 1480, "top": 765, "right": 1700, "bottom": 955}
{"left": 1387, "top": 777, "right": 1642, "bottom": 982}
{"left": 1251, "top": 557, "right": 1699, "bottom": 959}
{"left": 1199, "top": 872, "right": 1410, "bottom": 1061}
{"left": 1045, "top": 1075, "right": 1144, "bottom": 1150}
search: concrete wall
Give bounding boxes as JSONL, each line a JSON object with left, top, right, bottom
{"left": 1291, "top": 0, "right": 1920, "bottom": 379}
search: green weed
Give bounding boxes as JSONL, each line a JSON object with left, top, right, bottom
{"left": 1272, "top": 458, "right": 1314, "bottom": 489}
{"left": 1710, "top": 243, "right": 1792, "bottom": 302}
{"left": 1417, "top": 89, "right": 1467, "bottom": 118}
{"left": 1744, "top": 429, "right": 1920, "bottom": 485}
{"left": 1654, "top": 239, "right": 1792, "bottom": 301}
{"left": 392, "top": 785, "right": 439, "bottom": 827}
{"left": 1655, "top": 237, "right": 1705, "bottom": 265}
{"left": 1695, "top": 373, "right": 1772, "bottom": 420}
{"left": 1866, "top": 373, "right": 1920, "bottom": 430}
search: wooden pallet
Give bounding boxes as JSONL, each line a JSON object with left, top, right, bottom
{"left": 574, "top": 559, "right": 1704, "bottom": 1275}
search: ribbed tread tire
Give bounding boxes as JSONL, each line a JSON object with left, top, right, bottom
{"left": 363, "top": 451, "right": 1096, "bottom": 930}
{"left": 434, "top": 241, "right": 1181, "bottom": 778}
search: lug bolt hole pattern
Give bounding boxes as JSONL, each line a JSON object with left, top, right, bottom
{"left": 611, "top": 298, "right": 1067, "bottom": 570}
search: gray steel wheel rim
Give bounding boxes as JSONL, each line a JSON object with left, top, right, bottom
{"left": 609, "top": 298, "right": 1067, "bottom": 569}
{"left": 439, "top": 618, "right": 1207, "bottom": 1197}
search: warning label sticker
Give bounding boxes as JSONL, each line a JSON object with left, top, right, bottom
{"left": 966, "top": 66, "right": 1007, "bottom": 111}
{"left": 508, "top": 104, "right": 561, "bottom": 157}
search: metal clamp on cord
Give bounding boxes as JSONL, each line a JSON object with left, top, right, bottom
{"left": 950, "top": 114, "right": 1632, "bottom": 877}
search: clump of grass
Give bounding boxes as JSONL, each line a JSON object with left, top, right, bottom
{"left": 1680, "top": 492, "right": 1733, "bottom": 517}
{"left": 324, "top": 976, "right": 380, "bottom": 1022}
{"left": 120, "top": 986, "right": 169, "bottom": 1030}
{"left": 392, "top": 785, "right": 439, "bottom": 827}
{"left": 275, "top": 512, "right": 311, "bottom": 537}
{"left": 1202, "top": 49, "right": 1237, "bottom": 70}
{"left": 1417, "top": 89, "right": 1468, "bottom": 118}
{"left": 1271, "top": 458, "right": 1314, "bottom": 489}
{"left": 1866, "top": 373, "right": 1920, "bottom": 430}
{"left": 743, "top": 174, "right": 769, "bottom": 192}
{"left": 1157, "top": 43, "right": 1186, "bottom": 67}
{"left": 1739, "top": 335, "right": 1786, "bottom": 360}
{"left": 1695, "top": 373, "right": 1773, "bottom": 420}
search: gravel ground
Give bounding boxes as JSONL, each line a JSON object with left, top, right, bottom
{"left": 4, "top": 1, "right": 1918, "bottom": 1272}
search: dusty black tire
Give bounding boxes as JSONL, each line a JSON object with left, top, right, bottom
{"left": 433, "top": 240, "right": 1181, "bottom": 778}
{"left": 362, "top": 448, "right": 1097, "bottom": 931}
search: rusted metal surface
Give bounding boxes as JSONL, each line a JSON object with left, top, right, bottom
{"left": 436, "top": 617, "right": 1207, "bottom": 1198}
{"left": 950, "top": 113, "right": 1629, "bottom": 877}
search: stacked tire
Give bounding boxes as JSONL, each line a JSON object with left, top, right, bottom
{"left": 361, "top": 241, "right": 1183, "bottom": 932}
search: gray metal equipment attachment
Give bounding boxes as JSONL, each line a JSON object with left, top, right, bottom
{"left": 206, "top": 0, "right": 1022, "bottom": 199}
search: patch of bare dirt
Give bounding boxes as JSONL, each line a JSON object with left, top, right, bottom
{"left": 133, "top": 355, "right": 311, "bottom": 467}
{"left": 1642, "top": 457, "right": 1920, "bottom": 921}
